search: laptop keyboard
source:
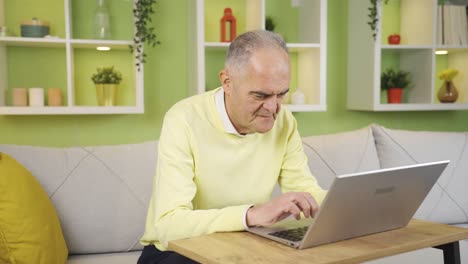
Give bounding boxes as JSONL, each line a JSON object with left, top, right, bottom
{"left": 268, "top": 226, "right": 308, "bottom": 242}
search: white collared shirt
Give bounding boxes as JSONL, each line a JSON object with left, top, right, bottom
{"left": 215, "top": 88, "right": 245, "bottom": 137}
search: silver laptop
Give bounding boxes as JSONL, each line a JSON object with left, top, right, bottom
{"left": 247, "top": 160, "right": 450, "bottom": 249}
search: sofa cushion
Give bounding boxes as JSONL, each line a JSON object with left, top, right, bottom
{"left": 302, "top": 126, "right": 381, "bottom": 189}
{"left": 0, "top": 152, "right": 68, "bottom": 264}
{"left": 0, "top": 141, "right": 158, "bottom": 254}
{"left": 372, "top": 125, "right": 468, "bottom": 224}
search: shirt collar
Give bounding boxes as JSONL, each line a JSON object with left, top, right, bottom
{"left": 215, "top": 88, "right": 245, "bottom": 137}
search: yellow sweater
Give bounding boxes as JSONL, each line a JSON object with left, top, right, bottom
{"left": 141, "top": 88, "right": 326, "bottom": 250}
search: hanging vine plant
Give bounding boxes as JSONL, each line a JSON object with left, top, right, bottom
{"left": 368, "top": 0, "right": 390, "bottom": 41}
{"left": 129, "top": 0, "right": 161, "bottom": 71}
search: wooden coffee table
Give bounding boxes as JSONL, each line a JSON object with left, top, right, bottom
{"left": 168, "top": 219, "right": 468, "bottom": 264}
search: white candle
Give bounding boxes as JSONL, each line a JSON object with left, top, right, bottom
{"left": 29, "top": 87, "right": 44, "bottom": 107}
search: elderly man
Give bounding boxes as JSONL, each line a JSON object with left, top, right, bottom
{"left": 138, "top": 30, "right": 327, "bottom": 264}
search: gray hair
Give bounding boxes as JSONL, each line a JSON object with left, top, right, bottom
{"left": 225, "top": 30, "right": 289, "bottom": 76}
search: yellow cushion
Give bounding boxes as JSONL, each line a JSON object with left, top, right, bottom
{"left": 0, "top": 152, "right": 68, "bottom": 264}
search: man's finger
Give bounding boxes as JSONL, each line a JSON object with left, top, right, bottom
{"left": 294, "top": 197, "right": 311, "bottom": 218}
{"left": 286, "top": 202, "right": 302, "bottom": 220}
{"left": 302, "top": 193, "right": 319, "bottom": 218}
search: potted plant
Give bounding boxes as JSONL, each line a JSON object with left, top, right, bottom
{"left": 91, "top": 66, "right": 122, "bottom": 106}
{"left": 265, "top": 16, "right": 276, "bottom": 32}
{"left": 380, "top": 68, "right": 411, "bottom": 104}
{"left": 130, "top": 0, "right": 161, "bottom": 71}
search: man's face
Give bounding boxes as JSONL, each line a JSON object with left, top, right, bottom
{"left": 221, "top": 48, "right": 290, "bottom": 134}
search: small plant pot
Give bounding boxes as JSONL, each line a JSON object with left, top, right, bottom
{"left": 387, "top": 88, "right": 403, "bottom": 104}
{"left": 95, "top": 84, "right": 118, "bottom": 106}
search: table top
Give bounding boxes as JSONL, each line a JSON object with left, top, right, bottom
{"left": 168, "top": 219, "right": 468, "bottom": 264}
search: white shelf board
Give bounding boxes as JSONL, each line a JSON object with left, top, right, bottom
{"left": 0, "top": 106, "right": 144, "bottom": 115}
{"left": 287, "top": 43, "right": 320, "bottom": 52}
{"left": 205, "top": 42, "right": 230, "bottom": 50}
{"left": 70, "top": 39, "right": 133, "bottom": 50}
{"left": 380, "top": 44, "right": 433, "bottom": 49}
{"left": 435, "top": 45, "right": 468, "bottom": 49}
{"left": 204, "top": 42, "right": 321, "bottom": 52}
{"left": 373, "top": 103, "right": 468, "bottom": 111}
{"left": 285, "top": 104, "right": 326, "bottom": 112}
{"left": 0, "top": 36, "right": 66, "bottom": 47}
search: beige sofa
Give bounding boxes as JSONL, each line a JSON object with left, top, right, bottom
{"left": 1, "top": 124, "right": 467, "bottom": 263}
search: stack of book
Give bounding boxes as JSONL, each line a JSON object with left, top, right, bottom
{"left": 437, "top": 4, "right": 468, "bottom": 45}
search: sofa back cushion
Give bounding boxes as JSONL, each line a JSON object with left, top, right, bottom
{"left": 302, "top": 126, "right": 381, "bottom": 190}
{"left": 0, "top": 141, "right": 158, "bottom": 254}
{"left": 372, "top": 125, "right": 468, "bottom": 224}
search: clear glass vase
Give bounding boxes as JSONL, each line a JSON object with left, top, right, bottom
{"left": 94, "top": 0, "right": 111, "bottom": 39}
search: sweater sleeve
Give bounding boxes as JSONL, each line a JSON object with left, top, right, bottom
{"left": 277, "top": 113, "right": 328, "bottom": 205}
{"left": 146, "top": 108, "right": 251, "bottom": 250}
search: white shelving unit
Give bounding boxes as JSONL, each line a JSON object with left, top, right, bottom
{"left": 190, "top": 0, "right": 327, "bottom": 112}
{"left": 348, "top": 0, "right": 468, "bottom": 111}
{"left": 0, "top": 0, "right": 144, "bottom": 115}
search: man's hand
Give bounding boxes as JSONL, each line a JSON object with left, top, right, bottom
{"left": 246, "top": 192, "right": 319, "bottom": 227}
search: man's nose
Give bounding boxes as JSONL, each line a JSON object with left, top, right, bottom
{"left": 263, "top": 97, "right": 278, "bottom": 113}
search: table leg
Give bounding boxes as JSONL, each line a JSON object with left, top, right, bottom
{"left": 434, "top": 241, "right": 460, "bottom": 264}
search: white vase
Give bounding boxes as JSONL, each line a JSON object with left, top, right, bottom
{"left": 291, "top": 89, "right": 306, "bottom": 105}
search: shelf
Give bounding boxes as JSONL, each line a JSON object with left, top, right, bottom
{"left": 373, "top": 103, "right": 468, "bottom": 112}
{"left": 0, "top": 0, "right": 144, "bottom": 115}
{"left": 193, "top": 0, "right": 327, "bottom": 112}
{"left": 205, "top": 42, "right": 230, "bottom": 50}
{"left": 380, "top": 45, "right": 433, "bottom": 50}
{"left": 0, "top": 37, "right": 132, "bottom": 49}
{"left": 204, "top": 42, "right": 322, "bottom": 51}
{"left": 0, "top": 106, "right": 143, "bottom": 115}
{"left": 436, "top": 45, "right": 468, "bottom": 50}
{"left": 70, "top": 39, "right": 132, "bottom": 49}
{"left": 285, "top": 104, "right": 326, "bottom": 112}
{"left": 347, "top": 0, "right": 468, "bottom": 111}
{"left": 287, "top": 43, "right": 321, "bottom": 51}
{"left": 0, "top": 37, "right": 66, "bottom": 47}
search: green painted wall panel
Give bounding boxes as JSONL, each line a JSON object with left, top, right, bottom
{"left": 1, "top": 1, "right": 468, "bottom": 148}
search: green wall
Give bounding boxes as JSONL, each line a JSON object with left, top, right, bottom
{"left": 1, "top": 0, "right": 468, "bottom": 147}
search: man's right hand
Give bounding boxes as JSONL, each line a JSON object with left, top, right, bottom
{"left": 246, "top": 192, "right": 319, "bottom": 227}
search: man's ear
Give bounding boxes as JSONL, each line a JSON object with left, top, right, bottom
{"left": 219, "top": 69, "right": 232, "bottom": 96}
